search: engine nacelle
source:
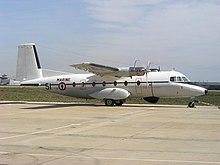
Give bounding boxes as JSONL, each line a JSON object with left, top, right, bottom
{"left": 128, "top": 67, "right": 146, "bottom": 76}
{"left": 116, "top": 67, "right": 146, "bottom": 77}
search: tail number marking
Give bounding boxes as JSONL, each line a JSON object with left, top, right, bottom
{"left": 45, "top": 83, "right": 51, "bottom": 90}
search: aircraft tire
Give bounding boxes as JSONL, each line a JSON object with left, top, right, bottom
{"left": 188, "top": 101, "right": 195, "bottom": 108}
{"left": 105, "top": 99, "right": 115, "bottom": 106}
{"left": 115, "top": 100, "right": 123, "bottom": 106}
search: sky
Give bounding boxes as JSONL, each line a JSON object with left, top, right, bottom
{"left": 0, "top": 0, "right": 220, "bottom": 81}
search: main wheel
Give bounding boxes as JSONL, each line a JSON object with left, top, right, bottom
{"left": 115, "top": 100, "right": 123, "bottom": 106}
{"left": 105, "top": 99, "right": 114, "bottom": 106}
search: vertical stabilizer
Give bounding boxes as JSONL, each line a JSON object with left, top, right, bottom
{"left": 16, "top": 43, "right": 43, "bottom": 81}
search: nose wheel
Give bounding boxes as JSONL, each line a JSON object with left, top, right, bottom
{"left": 188, "top": 101, "right": 195, "bottom": 108}
{"left": 188, "top": 97, "right": 198, "bottom": 108}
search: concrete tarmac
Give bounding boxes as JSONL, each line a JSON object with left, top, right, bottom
{"left": 0, "top": 102, "right": 220, "bottom": 165}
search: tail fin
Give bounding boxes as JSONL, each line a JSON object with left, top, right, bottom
{"left": 16, "top": 43, "right": 43, "bottom": 81}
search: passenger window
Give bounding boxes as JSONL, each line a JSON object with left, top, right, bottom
{"left": 81, "top": 82, "right": 85, "bottom": 87}
{"left": 103, "top": 81, "right": 106, "bottom": 87}
{"left": 124, "top": 81, "right": 128, "bottom": 86}
{"left": 92, "top": 81, "right": 96, "bottom": 87}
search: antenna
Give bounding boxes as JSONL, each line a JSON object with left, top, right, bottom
{"left": 147, "top": 59, "right": 151, "bottom": 70}
{"left": 133, "top": 60, "right": 139, "bottom": 68}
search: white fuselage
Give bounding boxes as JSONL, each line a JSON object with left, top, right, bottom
{"left": 21, "top": 70, "right": 206, "bottom": 100}
{"left": 16, "top": 43, "right": 207, "bottom": 106}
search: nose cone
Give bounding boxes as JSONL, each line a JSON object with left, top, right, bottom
{"left": 182, "top": 83, "right": 207, "bottom": 97}
{"left": 191, "top": 86, "right": 208, "bottom": 96}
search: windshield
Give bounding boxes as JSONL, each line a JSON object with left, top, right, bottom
{"left": 170, "top": 76, "right": 190, "bottom": 82}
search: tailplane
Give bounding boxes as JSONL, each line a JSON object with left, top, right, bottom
{"left": 16, "top": 43, "right": 43, "bottom": 81}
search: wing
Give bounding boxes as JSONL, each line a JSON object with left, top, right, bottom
{"left": 70, "top": 62, "right": 120, "bottom": 77}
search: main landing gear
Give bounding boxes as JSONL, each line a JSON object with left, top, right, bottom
{"left": 104, "top": 99, "right": 124, "bottom": 106}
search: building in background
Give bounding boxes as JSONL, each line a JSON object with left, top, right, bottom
{"left": 0, "top": 74, "right": 10, "bottom": 85}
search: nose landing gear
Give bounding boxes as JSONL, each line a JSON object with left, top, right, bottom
{"left": 188, "top": 101, "right": 195, "bottom": 108}
{"left": 188, "top": 97, "right": 198, "bottom": 108}
{"left": 188, "top": 97, "right": 219, "bottom": 109}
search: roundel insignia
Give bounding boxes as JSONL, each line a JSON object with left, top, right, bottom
{"left": 58, "top": 82, "right": 66, "bottom": 90}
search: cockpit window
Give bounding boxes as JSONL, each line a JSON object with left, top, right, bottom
{"left": 170, "top": 76, "right": 190, "bottom": 82}
{"left": 170, "top": 76, "right": 176, "bottom": 82}
{"left": 177, "top": 76, "right": 182, "bottom": 82}
{"left": 182, "top": 77, "right": 189, "bottom": 82}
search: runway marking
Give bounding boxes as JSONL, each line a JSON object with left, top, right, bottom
{"left": 0, "top": 108, "right": 147, "bottom": 140}
{"left": 0, "top": 123, "right": 80, "bottom": 140}
{"left": 0, "top": 151, "right": 219, "bottom": 164}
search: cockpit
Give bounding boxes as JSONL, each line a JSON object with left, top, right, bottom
{"left": 170, "top": 76, "right": 190, "bottom": 82}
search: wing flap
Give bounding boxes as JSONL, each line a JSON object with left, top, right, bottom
{"left": 71, "top": 62, "right": 119, "bottom": 77}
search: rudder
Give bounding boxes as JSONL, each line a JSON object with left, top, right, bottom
{"left": 16, "top": 43, "right": 43, "bottom": 81}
